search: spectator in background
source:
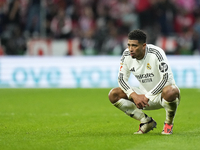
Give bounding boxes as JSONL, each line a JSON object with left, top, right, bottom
{"left": 80, "top": 28, "right": 96, "bottom": 55}
{"left": 134, "top": 0, "right": 159, "bottom": 44}
{"left": 115, "top": 0, "right": 139, "bottom": 35}
{"left": 135, "top": 0, "right": 152, "bottom": 29}
{"left": 153, "top": 0, "right": 177, "bottom": 36}
{"left": 101, "top": 20, "right": 123, "bottom": 55}
{"left": 94, "top": 0, "right": 138, "bottom": 55}
{"left": 4, "top": 0, "right": 22, "bottom": 33}
{"left": 78, "top": 4, "right": 96, "bottom": 54}
{"left": 173, "top": 0, "right": 195, "bottom": 33}
{"left": 2, "top": 0, "right": 26, "bottom": 55}
{"left": 45, "top": 0, "right": 58, "bottom": 37}
{"left": 4, "top": 25, "right": 26, "bottom": 55}
{"left": 0, "top": 45, "right": 5, "bottom": 55}
{"left": 6, "top": 0, "right": 21, "bottom": 25}
{"left": 173, "top": 0, "right": 196, "bottom": 14}
{"left": 192, "top": 0, "right": 200, "bottom": 54}
{"left": 24, "top": 0, "right": 41, "bottom": 37}
{"left": 0, "top": 0, "right": 7, "bottom": 36}
{"left": 173, "top": 2, "right": 195, "bottom": 55}
{"left": 78, "top": 4, "right": 96, "bottom": 38}
{"left": 94, "top": 3, "right": 110, "bottom": 54}
{"left": 174, "top": 8, "right": 195, "bottom": 34}
{"left": 193, "top": 16, "right": 200, "bottom": 54}
{"left": 50, "top": 8, "right": 73, "bottom": 39}
{"left": 176, "top": 27, "right": 194, "bottom": 55}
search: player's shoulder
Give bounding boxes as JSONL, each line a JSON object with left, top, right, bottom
{"left": 122, "top": 48, "right": 130, "bottom": 56}
{"left": 147, "top": 44, "right": 165, "bottom": 54}
{"left": 120, "top": 48, "right": 131, "bottom": 64}
{"left": 146, "top": 44, "right": 166, "bottom": 61}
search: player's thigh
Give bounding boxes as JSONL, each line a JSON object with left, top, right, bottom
{"left": 131, "top": 87, "right": 163, "bottom": 110}
{"left": 143, "top": 93, "right": 163, "bottom": 110}
{"left": 131, "top": 87, "right": 145, "bottom": 95}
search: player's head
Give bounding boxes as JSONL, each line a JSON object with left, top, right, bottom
{"left": 128, "top": 29, "right": 146, "bottom": 44}
{"left": 127, "top": 29, "right": 147, "bottom": 60}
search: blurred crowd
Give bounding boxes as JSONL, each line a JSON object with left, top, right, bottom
{"left": 0, "top": 0, "right": 200, "bottom": 55}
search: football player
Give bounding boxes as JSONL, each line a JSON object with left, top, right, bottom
{"left": 108, "top": 29, "right": 180, "bottom": 134}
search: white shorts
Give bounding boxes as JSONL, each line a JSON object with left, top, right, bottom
{"left": 131, "top": 87, "right": 163, "bottom": 110}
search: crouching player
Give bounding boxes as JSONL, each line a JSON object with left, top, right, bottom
{"left": 108, "top": 29, "right": 180, "bottom": 134}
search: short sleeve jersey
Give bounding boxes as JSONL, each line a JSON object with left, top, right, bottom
{"left": 118, "top": 44, "right": 176, "bottom": 101}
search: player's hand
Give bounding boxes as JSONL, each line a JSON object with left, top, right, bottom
{"left": 134, "top": 95, "right": 149, "bottom": 109}
{"left": 130, "top": 93, "right": 149, "bottom": 109}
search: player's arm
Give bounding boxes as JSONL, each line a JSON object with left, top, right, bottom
{"left": 129, "top": 92, "right": 149, "bottom": 109}
{"left": 118, "top": 51, "right": 134, "bottom": 98}
{"left": 145, "top": 51, "right": 170, "bottom": 100}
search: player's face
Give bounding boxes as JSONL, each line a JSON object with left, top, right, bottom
{"left": 127, "top": 40, "right": 146, "bottom": 60}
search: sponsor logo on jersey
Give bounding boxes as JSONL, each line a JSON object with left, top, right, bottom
{"left": 147, "top": 63, "right": 151, "bottom": 70}
{"left": 140, "top": 78, "right": 153, "bottom": 83}
{"left": 135, "top": 73, "right": 154, "bottom": 83}
{"left": 159, "top": 62, "right": 168, "bottom": 73}
{"left": 135, "top": 73, "right": 154, "bottom": 79}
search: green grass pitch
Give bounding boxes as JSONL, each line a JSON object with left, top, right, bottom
{"left": 0, "top": 88, "right": 200, "bottom": 150}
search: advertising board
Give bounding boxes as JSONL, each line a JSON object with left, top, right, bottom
{"left": 0, "top": 56, "right": 199, "bottom": 88}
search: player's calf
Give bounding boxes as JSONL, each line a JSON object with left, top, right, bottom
{"left": 161, "top": 85, "right": 180, "bottom": 134}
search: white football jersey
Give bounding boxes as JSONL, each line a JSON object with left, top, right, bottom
{"left": 118, "top": 44, "right": 176, "bottom": 101}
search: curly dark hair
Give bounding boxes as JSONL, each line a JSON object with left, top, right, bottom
{"left": 128, "top": 29, "right": 146, "bottom": 44}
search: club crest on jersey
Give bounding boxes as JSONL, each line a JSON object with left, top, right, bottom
{"left": 147, "top": 63, "right": 151, "bottom": 70}
{"left": 130, "top": 67, "right": 135, "bottom": 72}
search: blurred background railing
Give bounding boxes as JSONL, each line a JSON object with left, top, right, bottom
{"left": 0, "top": 0, "right": 200, "bottom": 56}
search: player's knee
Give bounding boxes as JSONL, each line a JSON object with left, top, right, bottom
{"left": 108, "top": 87, "right": 126, "bottom": 104}
{"left": 162, "top": 85, "right": 180, "bottom": 102}
{"left": 108, "top": 88, "right": 119, "bottom": 104}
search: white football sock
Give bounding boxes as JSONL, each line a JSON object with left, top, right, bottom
{"left": 113, "top": 98, "right": 151, "bottom": 123}
{"left": 161, "top": 98, "right": 180, "bottom": 124}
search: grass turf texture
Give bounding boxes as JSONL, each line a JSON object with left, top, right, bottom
{"left": 0, "top": 88, "right": 199, "bottom": 150}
